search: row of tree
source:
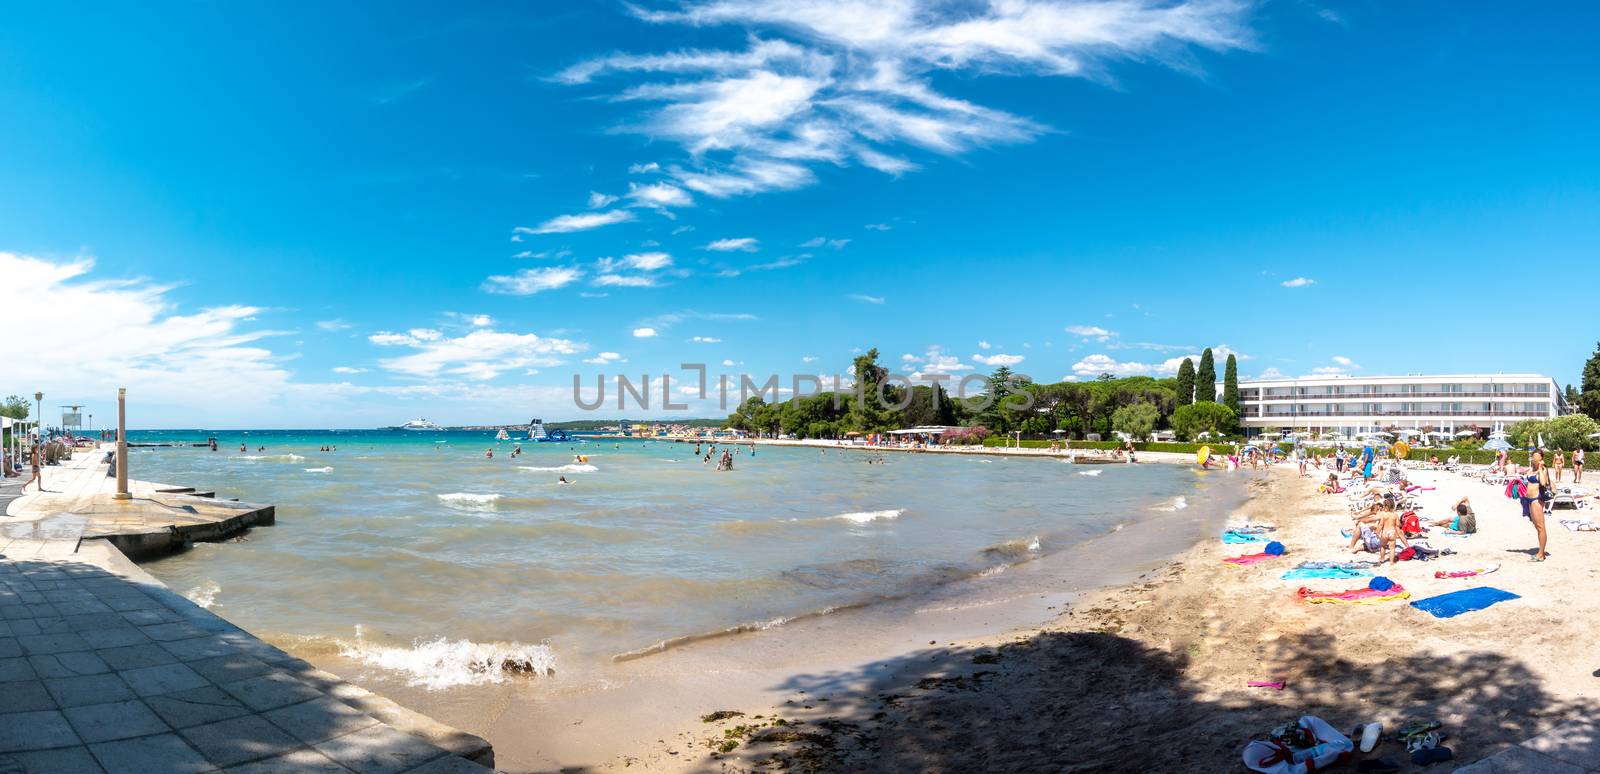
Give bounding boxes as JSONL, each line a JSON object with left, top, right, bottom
{"left": 724, "top": 348, "right": 1239, "bottom": 440}
{"left": 1574, "top": 342, "right": 1600, "bottom": 423}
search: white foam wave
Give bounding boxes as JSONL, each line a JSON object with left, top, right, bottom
{"left": 185, "top": 580, "right": 220, "bottom": 609}
{"left": 831, "top": 509, "right": 903, "bottom": 524}
{"left": 338, "top": 636, "right": 555, "bottom": 689}
{"left": 240, "top": 454, "right": 306, "bottom": 462}
{"left": 1154, "top": 496, "right": 1188, "bottom": 512}
{"left": 518, "top": 464, "right": 599, "bottom": 473}
{"left": 437, "top": 492, "right": 501, "bottom": 511}
{"left": 1077, "top": 470, "right": 1103, "bottom": 477}
{"left": 304, "top": 466, "right": 333, "bottom": 473}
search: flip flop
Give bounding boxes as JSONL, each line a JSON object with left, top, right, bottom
{"left": 1360, "top": 722, "right": 1383, "bottom": 753}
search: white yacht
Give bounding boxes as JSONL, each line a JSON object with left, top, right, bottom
{"left": 393, "top": 418, "right": 445, "bottom": 431}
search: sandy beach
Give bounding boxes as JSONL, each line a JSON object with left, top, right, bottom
{"left": 536, "top": 461, "right": 1600, "bottom": 772}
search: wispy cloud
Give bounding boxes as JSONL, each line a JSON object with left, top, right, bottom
{"left": 583, "top": 351, "right": 626, "bottom": 365}
{"left": 691, "top": 335, "right": 722, "bottom": 343}
{"left": 1281, "top": 276, "right": 1315, "bottom": 288}
{"left": 705, "top": 237, "right": 760, "bottom": 252}
{"left": 625, "top": 181, "right": 694, "bottom": 209}
{"left": 315, "top": 319, "right": 352, "bottom": 331}
{"left": 801, "top": 236, "right": 851, "bottom": 249}
{"left": 864, "top": 223, "right": 891, "bottom": 231}
{"left": 482, "top": 266, "right": 585, "bottom": 295}
{"left": 588, "top": 191, "right": 619, "bottom": 208}
{"left": 514, "top": 210, "right": 635, "bottom": 235}
{"left": 848, "top": 293, "right": 885, "bottom": 304}
{"left": 1332, "top": 355, "right": 1359, "bottom": 368}
{"left": 331, "top": 366, "right": 367, "bottom": 374}
{"left": 1065, "top": 325, "right": 1115, "bottom": 341}
{"left": 555, "top": 0, "right": 1254, "bottom": 202}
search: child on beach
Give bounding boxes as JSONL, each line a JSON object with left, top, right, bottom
{"left": 1375, "top": 506, "right": 1408, "bottom": 563}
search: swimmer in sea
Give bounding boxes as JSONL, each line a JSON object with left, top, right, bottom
{"left": 240, "top": 444, "right": 246, "bottom": 453}
{"left": 558, "top": 475, "right": 569, "bottom": 485}
{"left": 485, "top": 449, "right": 493, "bottom": 458}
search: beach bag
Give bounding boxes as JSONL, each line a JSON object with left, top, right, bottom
{"left": 1400, "top": 512, "right": 1422, "bottom": 535}
{"left": 1505, "top": 479, "right": 1523, "bottom": 499}
{"left": 1242, "top": 715, "right": 1354, "bottom": 773}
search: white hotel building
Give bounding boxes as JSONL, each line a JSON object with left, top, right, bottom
{"left": 1235, "top": 374, "right": 1569, "bottom": 437}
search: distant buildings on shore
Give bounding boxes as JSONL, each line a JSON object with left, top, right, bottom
{"left": 1236, "top": 373, "right": 1569, "bottom": 437}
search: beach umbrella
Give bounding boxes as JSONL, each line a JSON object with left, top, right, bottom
{"left": 1482, "top": 438, "right": 1512, "bottom": 451}
{"left": 1590, "top": 432, "right": 1600, "bottom": 439}
{"left": 1455, "top": 430, "right": 1478, "bottom": 437}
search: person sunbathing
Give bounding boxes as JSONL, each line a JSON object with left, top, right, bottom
{"left": 1428, "top": 496, "right": 1477, "bottom": 534}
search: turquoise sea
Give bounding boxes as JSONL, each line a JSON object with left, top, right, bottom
{"left": 125, "top": 429, "right": 1236, "bottom": 689}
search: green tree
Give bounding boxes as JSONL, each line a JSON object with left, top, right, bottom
{"left": 1, "top": 395, "right": 29, "bottom": 421}
{"left": 848, "top": 348, "right": 898, "bottom": 433}
{"left": 1508, "top": 414, "right": 1600, "bottom": 451}
{"left": 1566, "top": 384, "right": 1580, "bottom": 404}
{"left": 1222, "top": 354, "right": 1240, "bottom": 421}
{"left": 1170, "top": 402, "right": 1236, "bottom": 441}
{"left": 1174, "top": 359, "right": 1195, "bottom": 408}
{"left": 1581, "top": 342, "right": 1600, "bottom": 422}
{"left": 1111, "top": 401, "right": 1159, "bottom": 441}
{"left": 1194, "top": 349, "right": 1216, "bottom": 403}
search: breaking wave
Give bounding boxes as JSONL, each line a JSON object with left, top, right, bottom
{"left": 1077, "top": 470, "right": 1103, "bottom": 477}
{"left": 185, "top": 580, "right": 220, "bottom": 609}
{"left": 831, "top": 509, "right": 903, "bottom": 524}
{"left": 437, "top": 492, "right": 502, "bottom": 511}
{"left": 337, "top": 636, "right": 555, "bottom": 689}
{"left": 1154, "top": 496, "right": 1188, "bottom": 512}
{"left": 518, "top": 464, "right": 599, "bottom": 473}
{"left": 304, "top": 466, "right": 333, "bottom": 473}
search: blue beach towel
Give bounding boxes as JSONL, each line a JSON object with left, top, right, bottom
{"left": 1409, "top": 587, "right": 1521, "bottom": 619}
{"left": 1281, "top": 567, "right": 1372, "bottom": 581}
{"left": 1222, "top": 531, "right": 1268, "bottom": 544}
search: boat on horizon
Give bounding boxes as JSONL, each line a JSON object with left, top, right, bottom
{"left": 390, "top": 418, "right": 446, "bottom": 431}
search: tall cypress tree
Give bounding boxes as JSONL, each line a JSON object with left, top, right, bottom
{"left": 1580, "top": 342, "right": 1600, "bottom": 421}
{"left": 1175, "top": 358, "right": 1195, "bottom": 408}
{"left": 1195, "top": 348, "right": 1217, "bottom": 403}
{"left": 1223, "top": 354, "right": 1240, "bottom": 417}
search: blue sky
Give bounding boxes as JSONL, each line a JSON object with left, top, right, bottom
{"left": 3, "top": 1, "right": 1597, "bottom": 428}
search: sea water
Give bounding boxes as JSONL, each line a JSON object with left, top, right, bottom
{"left": 126, "top": 430, "right": 1234, "bottom": 689}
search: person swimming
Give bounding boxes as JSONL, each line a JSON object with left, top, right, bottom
{"left": 485, "top": 449, "right": 494, "bottom": 458}
{"left": 558, "top": 475, "right": 569, "bottom": 485}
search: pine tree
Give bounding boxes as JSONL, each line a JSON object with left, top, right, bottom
{"left": 1175, "top": 359, "right": 1195, "bottom": 408}
{"left": 1195, "top": 349, "right": 1216, "bottom": 403}
{"left": 1223, "top": 354, "right": 1240, "bottom": 417}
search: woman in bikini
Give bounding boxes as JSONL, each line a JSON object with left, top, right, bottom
{"left": 1553, "top": 449, "right": 1565, "bottom": 483}
{"left": 1522, "top": 452, "right": 1552, "bottom": 562}
{"left": 1575, "top": 447, "right": 1585, "bottom": 484}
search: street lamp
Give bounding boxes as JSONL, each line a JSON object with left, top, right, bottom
{"left": 34, "top": 391, "right": 42, "bottom": 438}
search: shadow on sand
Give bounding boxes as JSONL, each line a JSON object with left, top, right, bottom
{"left": 688, "top": 628, "right": 1594, "bottom": 772}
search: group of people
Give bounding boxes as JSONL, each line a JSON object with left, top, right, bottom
{"left": 694, "top": 443, "right": 747, "bottom": 471}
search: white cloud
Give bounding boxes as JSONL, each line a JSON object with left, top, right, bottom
{"left": 469, "top": 314, "right": 493, "bottom": 327}
{"left": 331, "top": 366, "right": 367, "bottom": 374}
{"left": 514, "top": 210, "right": 635, "bottom": 235}
{"left": 692, "top": 336, "right": 722, "bottom": 343}
{"left": 1281, "top": 277, "right": 1315, "bottom": 288}
{"left": 1332, "top": 355, "right": 1359, "bottom": 368}
{"left": 315, "top": 319, "right": 351, "bottom": 331}
{"left": 800, "top": 236, "right": 827, "bottom": 248}
{"left": 375, "top": 328, "right": 583, "bottom": 381}
{"left": 801, "top": 355, "right": 817, "bottom": 363}
{"left": 1071, "top": 354, "right": 1152, "bottom": 377}
{"left": 722, "top": 358, "right": 736, "bottom": 367}
{"left": 1311, "top": 366, "right": 1347, "bottom": 375}
{"left": 556, "top": 1, "right": 1252, "bottom": 203}
{"left": 1065, "top": 325, "right": 1115, "bottom": 342}
{"left": 705, "top": 237, "right": 760, "bottom": 252}
{"left": 848, "top": 293, "right": 885, "bottom": 304}
{"left": 482, "top": 266, "right": 584, "bottom": 295}
{"left": 907, "top": 345, "right": 972, "bottom": 379}
{"left": 593, "top": 274, "right": 659, "bottom": 287}
{"left": 977, "top": 340, "right": 991, "bottom": 350}
{"left": 622, "top": 251, "right": 674, "bottom": 271}
{"left": 972, "top": 353, "right": 1023, "bottom": 367}
{"left": 632, "top": 327, "right": 659, "bottom": 338}
{"left": 0, "top": 255, "right": 300, "bottom": 415}
{"left": 587, "top": 191, "right": 619, "bottom": 208}
{"left": 1257, "top": 367, "right": 1286, "bottom": 379}
{"left": 583, "top": 351, "right": 626, "bottom": 365}
{"left": 626, "top": 181, "right": 695, "bottom": 209}
{"left": 864, "top": 223, "right": 891, "bottom": 231}
{"left": 629, "top": 162, "right": 662, "bottom": 174}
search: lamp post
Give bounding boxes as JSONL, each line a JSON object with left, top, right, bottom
{"left": 114, "top": 388, "right": 130, "bottom": 500}
{"left": 34, "top": 391, "right": 43, "bottom": 439}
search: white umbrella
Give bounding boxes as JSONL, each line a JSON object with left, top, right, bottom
{"left": 1482, "top": 438, "right": 1513, "bottom": 451}
{"left": 1455, "top": 430, "right": 1478, "bottom": 437}
{"left": 1590, "top": 432, "right": 1600, "bottom": 439}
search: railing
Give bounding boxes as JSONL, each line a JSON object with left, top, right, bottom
{"left": 1245, "top": 391, "right": 1549, "bottom": 401}
{"left": 1242, "top": 410, "right": 1549, "bottom": 419}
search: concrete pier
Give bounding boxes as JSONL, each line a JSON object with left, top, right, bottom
{"left": 1, "top": 447, "right": 497, "bottom": 772}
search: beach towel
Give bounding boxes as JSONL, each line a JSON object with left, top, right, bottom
{"left": 1297, "top": 560, "right": 1381, "bottom": 570}
{"left": 1433, "top": 564, "right": 1499, "bottom": 579}
{"left": 1297, "top": 584, "right": 1410, "bottom": 604}
{"left": 1409, "top": 587, "right": 1520, "bottom": 618}
{"left": 1281, "top": 567, "right": 1372, "bottom": 581}
{"left": 1224, "top": 531, "right": 1269, "bottom": 544}
{"left": 1226, "top": 552, "right": 1284, "bottom": 566}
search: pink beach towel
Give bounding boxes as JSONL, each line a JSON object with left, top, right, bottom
{"left": 1225, "top": 552, "right": 1283, "bottom": 566}
{"left": 1297, "top": 584, "right": 1410, "bottom": 604}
